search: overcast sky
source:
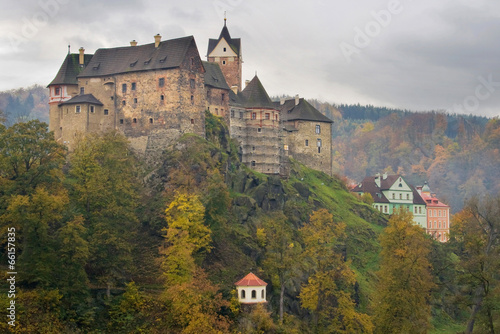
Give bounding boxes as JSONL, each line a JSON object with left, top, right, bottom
{"left": 1, "top": 0, "right": 499, "bottom": 117}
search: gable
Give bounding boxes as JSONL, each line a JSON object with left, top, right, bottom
{"left": 208, "top": 38, "right": 238, "bottom": 58}
{"left": 388, "top": 176, "right": 412, "bottom": 192}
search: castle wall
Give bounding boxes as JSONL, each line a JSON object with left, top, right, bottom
{"left": 285, "top": 120, "right": 332, "bottom": 176}
{"left": 206, "top": 86, "right": 230, "bottom": 124}
{"left": 230, "top": 107, "right": 281, "bottom": 175}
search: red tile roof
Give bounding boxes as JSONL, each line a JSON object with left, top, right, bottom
{"left": 235, "top": 272, "right": 267, "bottom": 286}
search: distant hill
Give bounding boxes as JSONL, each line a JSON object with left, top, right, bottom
{"left": 309, "top": 101, "right": 499, "bottom": 213}
{"left": 0, "top": 84, "right": 49, "bottom": 126}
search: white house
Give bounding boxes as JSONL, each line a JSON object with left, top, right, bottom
{"left": 235, "top": 272, "right": 267, "bottom": 304}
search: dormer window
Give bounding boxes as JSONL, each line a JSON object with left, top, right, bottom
{"left": 92, "top": 63, "right": 100, "bottom": 70}
{"left": 130, "top": 60, "right": 138, "bottom": 67}
{"left": 159, "top": 55, "right": 167, "bottom": 63}
{"left": 144, "top": 58, "right": 151, "bottom": 65}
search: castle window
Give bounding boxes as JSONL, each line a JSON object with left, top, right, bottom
{"left": 191, "top": 119, "right": 194, "bottom": 124}
{"left": 261, "top": 290, "right": 264, "bottom": 299}
{"left": 252, "top": 112, "right": 256, "bottom": 120}
{"left": 221, "top": 93, "right": 225, "bottom": 103}
{"left": 122, "top": 83, "right": 127, "bottom": 93}
{"left": 161, "top": 95, "right": 165, "bottom": 101}
{"left": 104, "top": 109, "right": 109, "bottom": 115}
{"left": 131, "top": 82, "right": 136, "bottom": 91}
{"left": 284, "top": 145, "right": 289, "bottom": 151}
{"left": 265, "top": 113, "right": 270, "bottom": 120}
{"left": 134, "top": 98, "right": 138, "bottom": 104}
{"left": 191, "top": 95, "right": 194, "bottom": 104}
{"left": 239, "top": 112, "right": 243, "bottom": 119}
{"left": 315, "top": 125, "right": 321, "bottom": 134}
{"left": 133, "top": 118, "right": 137, "bottom": 123}
{"left": 241, "top": 290, "right": 245, "bottom": 299}
{"left": 251, "top": 290, "right": 256, "bottom": 299}
{"left": 75, "top": 105, "right": 81, "bottom": 113}
{"left": 190, "top": 79, "right": 195, "bottom": 89}
{"left": 80, "top": 87, "right": 84, "bottom": 94}
{"left": 55, "top": 87, "right": 60, "bottom": 95}
{"left": 119, "top": 119, "right": 124, "bottom": 124}
{"left": 305, "top": 139, "right": 309, "bottom": 146}
{"left": 90, "top": 105, "right": 95, "bottom": 113}
{"left": 231, "top": 110, "right": 235, "bottom": 118}
{"left": 222, "top": 60, "right": 226, "bottom": 65}
{"left": 111, "top": 96, "right": 114, "bottom": 100}
{"left": 223, "top": 47, "right": 226, "bottom": 52}
{"left": 317, "top": 139, "right": 322, "bottom": 147}
{"left": 251, "top": 161, "right": 256, "bottom": 167}
{"left": 252, "top": 146, "right": 255, "bottom": 151}
{"left": 318, "top": 147, "right": 321, "bottom": 153}
{"left": 149, "top": 118, "right": 153, "bottom": 124}
{"left": 215, "top": 108, "right": 219, "bottom": 115}
{"left": 122, "top": 100, "right": 126, "bottom": 106}
{"left": 159, "top": 77, "right": 165, "bottom": 87}
{"left": 257, "top": 128, "right": 262, "bottom": 133}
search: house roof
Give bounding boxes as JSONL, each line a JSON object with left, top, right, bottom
{"left": 59, "top": 94, "right": 103, "bottom": 106}
{"left": 420, "top": 192, "right": 450, "bottom": 208}
{"left": 207, "top": 22, "right": 241, "bottom": 56}
{"left": 352, "top": 174, "right": 426, "bottom": 205}
{"left": 235, "top": 75, "right": 275, "bottom": 109}
{"left": 235, "top": 272, "right": 267, "bottom": 287}
{"left": 277, "top": 98, "right": 333, "bottom": 123}
{"left": 78, "top": 36, "right": 196, "bottom": 78}
{"left": 202, "top": 61, "right": 230, "bottom": 90}
{"left": 49, "top": 53, "right": 94, "bottom": 86}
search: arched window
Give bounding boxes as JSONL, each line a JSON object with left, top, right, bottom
{"left": 261, "top": 289, "right": 264, "bottom": 299}
{"left": 241, "top": 290, "right": 246, "bottom": 299}
{"left": 251, "top": 290, "right": 256, "bottom": 299}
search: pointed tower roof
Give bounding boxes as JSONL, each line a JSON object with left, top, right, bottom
{"left": 207, "top": 20, "right": 241, "bottom": 56}
{"left": 235, "top": 273, "right": 267, "bottom": 287}
{"left": 277, "top": 98, "right": 333, "bottom": 123}
{"left": 238, "top": 75, "right": 275, "bottom": 109}
{"left": 48, "top": 53, "right": 93, "bottom": 86}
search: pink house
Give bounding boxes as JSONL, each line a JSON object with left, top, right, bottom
{"left": 417, "top": 182, "right": 450, "bottom": 242}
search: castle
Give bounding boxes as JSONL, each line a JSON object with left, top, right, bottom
{"left": 48, "top": 20, "right": 333, "bottom": 176}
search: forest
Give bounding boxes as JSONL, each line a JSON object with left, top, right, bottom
{"left": 0, "top": 113, "right": 499, "bottom": 333}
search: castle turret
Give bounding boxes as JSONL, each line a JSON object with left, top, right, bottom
{"left": 207, "top": 18, "right": 242, "bottom": 91}
{"left": 235, "top": 272, "right": 267, "bottom": 304}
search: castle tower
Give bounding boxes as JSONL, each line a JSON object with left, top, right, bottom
{"left": 207, "top": 18, "right": 242, "bottom": 91}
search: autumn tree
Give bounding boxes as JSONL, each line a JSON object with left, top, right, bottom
{"left": 259, "top": 212, "right": 302, "bottom": 325}
{"left": 161, "top": 192, "right": 231, "bottom": 333}
{"left": 299, "top": 209, "right": 373, "bottom": 333}
{"left": 451, "top": 195, "right": 500, "bottom": 333}
{"left": 374, "top": 208, "right": 434, "bottom": 333}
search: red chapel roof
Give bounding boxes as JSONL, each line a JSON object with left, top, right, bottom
{"left": 235, "top": 272, "right": 267, "bottom": 286}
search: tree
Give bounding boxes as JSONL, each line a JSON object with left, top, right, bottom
{"left": 68, "top": 132, "right": 139, "bottom": 295}
{"left": 451, "top": 195, "right": 500, "bottom": 334}
{"left": 374, "top": 209, "right": 435, "bottom": 333}
{"left": 260, "top": 212, "right": 301, "bottom": 325}
{"left": 0, "top": 120, "right": 65, "bottom": 197}
{"left": 299, "top": 209, "right": 373, "bottom": 333}
{"left": 161, "top": 192, "right": 231, "bottom": 332}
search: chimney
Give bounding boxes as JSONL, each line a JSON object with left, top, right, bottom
{"left": 231, "top": 85, "right": 238, "bottom": 94}
{"left": 416, "top": 186, "right": 422, "bottom": 195}
{"left": 130, "top": 40, "right": 137, "bottom": 46}
{"left": 295, "top": 94, "right": 299, "bottom": 106}
{"left": 383, "top": 172, "right": 388, "bottom": 180}
{"left": 154, "top": 34, "right": 161, "bottom": 48}
{"left": 245, "top": 80, "right": 250, "bottom": 88}
{"left": 79, "top": 47, "right": 85, "bottom": 65}
{"left": 280, "top": 97, "right": 285, "bottom": 105}
{"left": 375, "top": 173, "right": 381, "bottom": 188}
